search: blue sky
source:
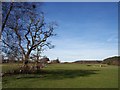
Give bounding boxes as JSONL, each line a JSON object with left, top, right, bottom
{"left": 38, "top": 2, "right": 118, "bottom": 62}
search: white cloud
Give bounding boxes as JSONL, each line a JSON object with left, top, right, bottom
{"left": 107, "top": 35, "right": 118, "bottom": 42}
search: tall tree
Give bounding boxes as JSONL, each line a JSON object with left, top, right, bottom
{"left": 1, "top": 2, "right": 39, "bottom": 63}
{"left": 2, "top": 2, "right": 57, "bottom": 65}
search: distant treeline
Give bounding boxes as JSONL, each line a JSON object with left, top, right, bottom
{"left": 73, "top": 60, "right": 102, "bottom": 64}
{"left": 74, "top": 56, "right": 120, "bottom": 66}
{"left": 102, "top": 56, "right": 120, "bottom": 65}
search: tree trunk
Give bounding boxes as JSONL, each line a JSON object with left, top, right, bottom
{"left": 23, "top": 54, "right": 29, "bottom": 66}
{"left": 22, "top": 54, "right": 30, "bottom": 74}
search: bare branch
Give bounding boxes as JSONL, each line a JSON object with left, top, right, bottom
{"left": 2, "top": 2, "right": 14, "bottom": 32}
{"left": 25, "top": 23, "right": 32, "bottom": 51}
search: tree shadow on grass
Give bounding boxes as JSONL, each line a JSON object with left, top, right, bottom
{"left": 2, "top": 69, "right": 99, "bottom": 80}
{"left": 41, "top": 69, "right": 99, "bottom": 80}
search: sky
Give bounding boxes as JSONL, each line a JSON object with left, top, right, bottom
{"left": 38, "top": 2, "right": 118, "bottom": 62}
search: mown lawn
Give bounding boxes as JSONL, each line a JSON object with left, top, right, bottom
{"left": 2, "top": 63, "right": 118, "bottom": 88}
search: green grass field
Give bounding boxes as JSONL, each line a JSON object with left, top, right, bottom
{"left": 2, "top": 63, "right": 118, "bottom": 88}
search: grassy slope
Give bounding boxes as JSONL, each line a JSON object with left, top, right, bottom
{"left": 2, "top": 63, "right": 118, "bottom": 88}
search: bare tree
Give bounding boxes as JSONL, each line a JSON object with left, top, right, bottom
{"left": 2, "top": 11, "right": 57, "bottom": 66}
{"left": 2, "top": 2, "right": 46, "bottom": 64}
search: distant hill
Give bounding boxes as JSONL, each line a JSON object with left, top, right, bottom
{"left": 73, "top": 56, "right": 120, "bottom": 65}
{"left": 102, "top": 56, "right": 120, "bottom": 65}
